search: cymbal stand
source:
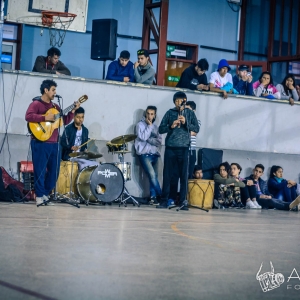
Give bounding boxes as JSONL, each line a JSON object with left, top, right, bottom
{"left": 117, "top": 152, "right": 140, "bottom": 207}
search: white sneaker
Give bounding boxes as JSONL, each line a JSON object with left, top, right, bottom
{"left": 36, "top": 197, "right": 44, "bottom": 206}
{"left": 289, "top": 195, "right": 300, "bottom": 210}
{"left": 246, "top": 200, "right": 256, "bottom": 209}
{"left": 43, "top": 195, "right": 55, "bottom": 206}
{"left": 253, "top": 200, "right": 262, "bottom": 209}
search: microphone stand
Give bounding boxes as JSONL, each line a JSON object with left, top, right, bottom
{"left": 168, "top": 103, "right": 208, "bottom": 213}
{"left": 39, "top": 95, "right": 79, "bottom": 208}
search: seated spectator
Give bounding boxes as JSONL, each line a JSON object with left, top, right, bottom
{"left": 245, "top": 164, "right": 300, "bottom": 211}
{"left": 134, "top": 49, "right": 155, "bottom": 85}
{"left": 230, "top": 162, "right": 260, "bottom": 209}
{"left": 253, "top": 71, "right": 280, "bottom": 99}
{"left": 193, "top": 166, "right": 203, "bottom": 179}
{"left": 268, "top": 165, "right": 299, "bottom": 203}
{"left": 213, "top": 162, "right": 245, "bottom": 208}
{"left": 176, "top": 58, "right": 209, "bottom": 91}
{"left": 276, "top": 74, "right": 299, "bottom": 105}
{"left": 32, "top": 47, "right": 71, "bottom": 75}
{"left": 106, "top": 50, "right": 134, "bottom": 82}
{"left": 209, "top": 59, "right": 233, "bottom": 99}
{"left": 232, "top": 65, "right": 254, "bottom": 96}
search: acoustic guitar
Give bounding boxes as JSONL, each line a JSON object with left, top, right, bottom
{"left": 28, "top": 95, "right": 88, "bottom": 141}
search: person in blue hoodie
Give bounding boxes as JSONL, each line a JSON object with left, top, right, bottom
{"left": 106, "top": 50, "right": 134, "bottom": 82}
{"left": 135, "top": 106, "right": 162, "bottom": 205}
{"left": 232, "top": 65, "right": 254, "bottom": 96}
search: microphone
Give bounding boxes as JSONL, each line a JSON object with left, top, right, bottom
{"left": 54, "top": 94, "right": 62, "bottom": 98}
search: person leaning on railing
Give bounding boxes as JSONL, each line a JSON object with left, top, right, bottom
{"left": 276, "top": 74, "right": 299, "bottom": 106}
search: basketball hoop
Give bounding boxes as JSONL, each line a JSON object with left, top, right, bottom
{"left": 41, "top": 11, "right": 77, "bottom": 47}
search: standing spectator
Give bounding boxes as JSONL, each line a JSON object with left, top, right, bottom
{"left": 268, "top": 165, "right": 298, "bottom": 203}
{"left": 134, "top": 49, "right": 155, "bottom": 85}
{"left": 176, "top": 58, "right": 209, "bottom": 91}
{"left": 209, "top": 59, "right": 233, "bottom": 99}
{"left": 106, "top": 50, "right": 134, "bottom": 82}
{"left": 253, "top": 71, "right": 280, "bottom": 99}
{"left": 32, "top": 47, "right": 71, "bottom": 75}
{"left": 276, "top": 74, "right": 299, "bottom": 106}
{"left": 135, "top": 106, "right": 162, "bottom": 205}
{"left": 232, "top": 65, "right": 254, "bottom": 96}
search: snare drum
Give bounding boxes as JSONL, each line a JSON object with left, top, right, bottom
{"left": 113, "top": 162, "right": 131, "bottom": 181}
{"left": 187, "top": 179, "right": 214, "bottom": 209}
{"left": 106, "top": 142, "right": 128, "bottom": 153}
{"left": 56, "top": 161, "right": 78, "bottom": 195}
{"left": 76, "top": 163, "right": 124, "bottom": 203}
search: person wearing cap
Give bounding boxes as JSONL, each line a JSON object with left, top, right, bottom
{"left": 156, "top": 91, "right": 199, "bottom": 210}
{"left": 176, "top": 58, "right": 209, "bottom": 91}
{"left": 106, "top": 50, "right": 134, "bottom": 82}
{"left": 134, "top": 49, "right": 156, "bottom": 85}
{"left": 232, "top": 65, "right": 254, "bottom": 96}
{"left": 209, "top": 59, "right": 233, "bottom": 99}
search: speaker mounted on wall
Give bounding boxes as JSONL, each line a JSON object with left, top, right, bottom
{"left": 91, "top": 19, "right": 118, "bottom": 61}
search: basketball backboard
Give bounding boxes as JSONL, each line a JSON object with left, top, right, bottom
{"left": 6, "top": 0, "right": 89, "bottom": 32}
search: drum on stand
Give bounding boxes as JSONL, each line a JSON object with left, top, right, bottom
{"left": 76, "top": 163, "right": 124, "bottom": 204}
{"left": 113, "top": 162, "right": 131, "bottom": 181}
{"left": 56, "top": 161, "right": 78, "bottom": 196}
{"left": 187, "top": 179, "right": 214, "bottom": 209}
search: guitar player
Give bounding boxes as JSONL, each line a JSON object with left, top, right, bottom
{"left": 25, "top": 79, "right": 80, "bottom": 206}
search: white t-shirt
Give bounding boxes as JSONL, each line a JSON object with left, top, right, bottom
{"left": 74, "top": 129, "right": 82, "bottom": 152}
{"left": 209, "top": 72, "right": 233, "bottom": 88}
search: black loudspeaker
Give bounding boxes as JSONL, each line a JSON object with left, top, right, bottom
{"left": 198, "top": 148, "right": 223, "bottom": 179}
{"left": 91, "top": 19, "right": 118, "bottom": 61}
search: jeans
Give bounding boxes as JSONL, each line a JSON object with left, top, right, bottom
{"left": 257, "top": 197, "right": 291, "bottom": 210}
{"left": 31, "top": 140, "right": 61, "bottom": 197}
{"left": 273, "top": 185, "right": 297, "bottom": 203}
{"left": 138, "top": 154, "right": 161, "bottom": 198}
{"left": 161, "top": 147, "right": 189, "bottom": 205}
{"left": 240, "top": 184, "right": 257, "bottom": 205}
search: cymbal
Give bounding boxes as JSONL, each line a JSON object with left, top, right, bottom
{"left": 110, "top": 134, "right": 137, "bottom": 145}
{"left": 86, "top": 152, "right": 103, "bottom": 159}
{"left": 69, "top": 152, "right": 87, "bottom": 158}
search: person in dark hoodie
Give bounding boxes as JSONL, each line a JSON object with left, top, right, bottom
{"left": 134, "top": 49, "right": 155, "bottom": 85}
{"left": 176, "top": 58, "right": 209, "bottom": 91}
{"left": 134, "top": 105, "right": 162, "bottom": 205}
{"left": 232, "top": 65, "right": 253, "bottom": 96}
{"left": 156, "top": 91, "right": 200, "bottom": 210}
{"left": 106, "top": 50, "right": 134, "bottom": 82}
{"left": 25, "top": 79, "right": 80, "bottom": 206}
{"left": 32, "top": 47, "right": 71, "bottom": 75}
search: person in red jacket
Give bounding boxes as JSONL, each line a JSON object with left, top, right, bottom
{"left": 25, "top": 79, "right": 80, "bottom": 206}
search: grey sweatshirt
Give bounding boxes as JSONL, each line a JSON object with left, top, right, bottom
{"left": 275, "top": 84, "right": 299, "bottom": 101}
{"left": 135, "top": 117, "right": 162, "bottom": 155}
{"left": 159, "top": 107, "right": 199, "bottom": 148}
{"left": 213, "top": 174, "right": 245, "bottom": 188}
{"left": 134, "top": 62, "right": 155, "bottom": 85}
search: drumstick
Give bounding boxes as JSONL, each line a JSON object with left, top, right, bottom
{"left": 77, "top": 138, "right": 95, "bottom": 149}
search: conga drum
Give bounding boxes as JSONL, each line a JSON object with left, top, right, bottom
{"left": 56, "top": 161, "right": 79, "bottom": 195}
{"left": 187, "top": 179, "right": 214, "bottom": 209}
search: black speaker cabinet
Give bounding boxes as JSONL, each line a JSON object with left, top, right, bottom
{"left": 91, "top": 19, "right": 118, "bottom": 61}
{"left": 198, "top": 148, "right": 223, "bottom": 179}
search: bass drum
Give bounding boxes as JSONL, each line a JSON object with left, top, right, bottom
{"left": 76, "top": 163, "right": 124, "bottom": 203}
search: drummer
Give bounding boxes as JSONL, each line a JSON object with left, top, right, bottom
{"left": 60, "top": 107, "right": 97, "bottom": 170}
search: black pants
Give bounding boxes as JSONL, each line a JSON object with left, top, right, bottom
{"left": 257, "top": 197, "right": 290, "bottom": 210}
{"left": 161, "top": 147, "right": 188, "bottom": 205}
{"left": 240, "top": 184, "right": 257, "bottom": 205}
{"left": 169, "top": 149, "right": 196, "bottom": 201}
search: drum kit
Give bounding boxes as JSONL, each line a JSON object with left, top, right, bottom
{"left": 55, "top": 134, "right": 139, "bottom": 208}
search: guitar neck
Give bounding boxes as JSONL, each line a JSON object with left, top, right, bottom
{"left": 62, "top": 103, "right": 75, "bottom": 115}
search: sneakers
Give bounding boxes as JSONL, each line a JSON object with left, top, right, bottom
{"left": 252, "top": 200, "right": 261, "bottom": 209}
{"left": 289, "top": 195, "right": 300, "bottom": 210}
{"left": 156, "top": 201, "right": 168, "bottom": 209}
{"left": 36, "top": 197, "right": 44, "bottom": 207}
{"left": 246, "top": 200, "right": 257, "bottom": 209}
{"left": 167, "top": 199, "right": 175, "bottom": 207}
{"left": 43, "top": 195, "right": 55, "bottom": 206}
